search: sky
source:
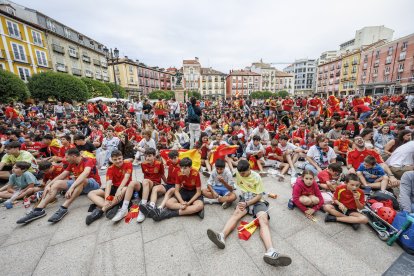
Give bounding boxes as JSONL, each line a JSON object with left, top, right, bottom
{"left": 13, "top": 0, "right": 414, "bottom": 72}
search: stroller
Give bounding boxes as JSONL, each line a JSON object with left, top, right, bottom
{"left": 361, "top": 191, "right": 400, "bottom": 242}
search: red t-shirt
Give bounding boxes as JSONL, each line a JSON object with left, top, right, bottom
{"left": 106, "top": 161, "right": 133, "bottom": 187}
{"left": 354, "top": 104, "right": 371, "bottom": 113}
{"left": 65, "top": 157, "right": 101, "bottom": 185}
{"left": 265, "top": 146, "right": 282, "bottom": 160}
{"left": 114, "top": 125, "right": 125, "bottom": 133}
{"left": 5, "top": 107, "right": 18, "bottom": 118}
{"left": 334, "top": 184, "right": 365, "bottom": 210}
{"left": 21, "top": 142, "right": 43, "bottom": 152}
{"left": 43, "top": 165, "right": 66, "bottom": 182}
{"left": 166, "top": 160, "right": 180, "bottom": 185}
{"left": 177, "top": 168, "right": 201, "bottom": 191}
{"left": 347, "top": 148, "right": 383, "bottom": 170}
{"left": 308, "top": 98, "right": 321, "bottom": 111}
{"left": 282, "top": 99, "right": 294, "bottom": 111}
{"left": 317, "top": 169, "right": 332, "bottom": 184}
{"left": 334, "top": 139, "right": 351, "bottom": 154}
{"left": 141, "top": 160, "right": 164, "bottom": 184}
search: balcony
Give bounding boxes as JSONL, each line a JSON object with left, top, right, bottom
{"left": 52, "top": 44, "right": 65, "bottom": 54}
{"left": 385, "top": 71, "right": 390, "bottom": 75}
{"left": 68, "top": 51, "right": 79, "bottom": 59}
{"left": 374, "top": 60, "right": 379, "bottom": 67}
{"left": 56, "top": 63, "right": 68, "bottom": 72}
{"left": 398, "top": 68, "right": 404, "bottom": 73}
{"left": 352, "top": 60, "right": 358, "bottom": 65}
{"left": 101, "top": 62, "right": 108, "bottom": 68}
{"left": 336, "top": 71, "right": 340, "bottom": 77}
{"left": 93, "top": 59, "right": 101, "bottom": 66}
{"left": 95, "top": 74, "right": 102, "bottom": 80}
{"left": 85, "top": 70, "right": 93, "bottom": 78}
{"left": 337, "top": 64, "right": 341, "bottom": 69}
{"left": 13, "top": 54, "right": 30, "bottom": 64}
{"left": 8, "top": 29, "right": 22, "bottom": 40}
{"left": 38, "top": 60, "right": 53, "bottom": 68}
{"left": 385, "top": 58, "right": 392, "bottom": 65}
{"left": 329, "top": 73, "right": 334, "bottom": 78}
{"left": 399, "top": 52, "right": 406, "bottom": 61}
{"left": 82, "top": 55, "right": 91, "bottom": 63}
{"left": 344, "top": 63, "right": 349, "bottom": 67}
{"left": 72, "top": 68, "right": 82, "bottom": 76}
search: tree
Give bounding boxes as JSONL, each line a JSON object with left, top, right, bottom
{"left": 277, "top": 90, "right": 289, "bottom": 98}
{"left": 81, "top": 78, "right": 112, "bottom": 98}
{"left": 186, "top": 90, "right": 201, "bottom": 100}
{"left": 105, "top": 82, "right": 127, "bottom": 99}
{"left": 148, "top": 90, "right": 175, "bottom": 100}
{"left": 251, "top": 91, "right": 263, "bottom": 99}
{"left": 262, "top": 91, "right": 273, "bottom": 99}
{"left": 0, "top": 69, "right": 30, "bottom": 102}
{"left": 28, "top": 71, "right": 88, "bottom": 102}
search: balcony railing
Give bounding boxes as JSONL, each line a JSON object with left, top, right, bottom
{"left": 56, "top": 63, "right": 68, "bottom": 72}
{"left": 85, "top": 70, "right": 93, "bottom": 78}
{"left": 82, "top": 55, "right": 91, "bottom": 63}
{"left": 344, "top": 63, "right": 349, "bottom": 67}
{"left": 52, "top": 44, "right": 65, "bottom": 54}
{"left": 95, "top": 74, "right": 102, "bottom": 80}
{"left": 68, "top": 51, "right": 79, "bottom": 59}
{"left": 93, "top": 59, "right": 101, "bottom": 66}
{"left": 374, "top": 60, "right": 379, "bottom": 67}
{"left": 398, "top": 68, "right": 404, "bottom": 72}
{"left": 72, "top": 68, "right": 82, "bottom": 76}
{"left": 352, "top": 60, "right": 358, "bottom": 65}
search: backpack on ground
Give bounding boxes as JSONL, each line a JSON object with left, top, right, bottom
{"left": 392, "top": 211, "right": 414, "bottom": 254}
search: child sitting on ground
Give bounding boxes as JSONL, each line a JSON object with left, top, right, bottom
{"left": 206, "top": 160, "right": 292, "bottom": 267}
{"left": 0, "top": 161, "right": 41, "bottom": 202}
{"left": 317, "top": 162, "right": 343, "bottom": 192}
{"left": 202, "top": 159, "right": 237, "bottom": 209}
{"left": 290, "top": 170, "right": 324, "bottom": 219}
{"left": 323, "top": 173, "right": 368, "bottom": 230}
{"left": 356, "top": 155, "right": 389, "bottom": 191}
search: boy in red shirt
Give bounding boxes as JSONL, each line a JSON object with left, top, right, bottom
{"left": 323, "top": 174, "right": 368, "bottom": 230}
{"left": 333, "top": 130, "right": 352, "bottom": 165}
{"left": 17, "top": 148, "right": 101, "bottom": 224}
{"left": 317, "top": 162, "right": 342, "bottom": 192}
{"left": 264, "top": 139, "right": 289, "bottom": 181}
{"left": 38, "top": 161, "right": 67, "bottom": 186}
{"left": 86, "top": 150, "right": 138, "bottom": 225}
{"left": 152, "top": 157, "right": 204, "bottom": 221}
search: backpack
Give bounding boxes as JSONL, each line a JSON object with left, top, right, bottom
{"left": 187, "top": 104, "right": 199, "bottom": 121}
{"left": 392, "top": 211, "right": 414, "bottom": 254}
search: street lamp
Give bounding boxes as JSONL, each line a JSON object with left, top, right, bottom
{"left": 103, "top": 46, "right": 120, "bottom": 98}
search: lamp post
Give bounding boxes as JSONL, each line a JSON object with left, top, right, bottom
{"left": 103, "top": 46, "right": 120, "bottom": 98}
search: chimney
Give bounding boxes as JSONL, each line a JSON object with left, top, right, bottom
{"left": 195, "top": 57, "right": 199, "bottom": 61}
{"left": 124, "top": 56, "right": 128, "bottom": 59}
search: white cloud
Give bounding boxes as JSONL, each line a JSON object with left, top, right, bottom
{"left": 15, "top": 0, "right": 414, "bottom": 71}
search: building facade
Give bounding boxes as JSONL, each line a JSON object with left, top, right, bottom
{"left": 249, "top": 60, "right": 294, "bottom": 94}
{"left": 3, "top": 0, "right": 109, "bottom": 82}
{"left": 0, "top": 6, "right": 51, "bottom": 81}
{"left": 138, "top": 64, "right": 162, "bottom": 96}
{"left": 340, "top": 51, "right": 360, "bottom": 95}
{"left": 200, "top": 67, "right": 226, "bottom": 99}
{"left": 358, "top": 33, "right": 414, "bottom": 95}
{"left": 317, "top": 50, "right": 338, "bottom": 66}
{"left": 182, "top": 57, "right": 201, "bottom": 92}
{"left": 226, "top": 70, "right": 261, "bottom": 99}
{"left": 108, "top": 57, "right": 140, "bottom": 97}
{"left": 275, "top": 71, "right": 294, "bottom": 95}
{"left": 340, "top": 25, "right": 394, "bottom": 52}
{"left": 316, "top": 57, "right": 342, "bottom": 96}
{"left": 284, "top": 59, "right": 316, "bottom": 96}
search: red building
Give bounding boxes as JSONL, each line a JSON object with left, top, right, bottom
{"left": 317, "top": 58, "right": 342, "bottom": 96}
{"left": 358, "top": 33, "right": 414, "bottom": 95}
{"left": 138, "top": 64, "right": 161, "bottom": 96}
{"left": 226, "top": 70, "right": 261, "bottom": 99}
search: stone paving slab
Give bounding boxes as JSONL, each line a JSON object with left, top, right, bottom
{"left": 0, "top": 168, "right": 405, "bottom": 275}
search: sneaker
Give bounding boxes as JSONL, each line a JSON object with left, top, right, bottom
{"left": 48, "top": 207, "right": 68, "bottom": 223}
{"left": 100, "top": 164, "right": 108, "bottom": 170}
{"left": 16, "top": 209, "right": 46, "bottom": 224}
{"left": 149, "top": 207, "right": 161, "bottom": 220}
{"left": 85, "top": 208, "right": 103, "bottom": 225}
{"left": 351, "top": 223, "right": 361, "bottom": 231}
{"left": 136, "top": 209, "right": 146, "bottom": 223}
{"left": 325, "top": 214, "right": 337, "bottom": 223}
{"left": 204, "top": 198, "right": 215, "bottom": 205}
{"left": 232, "top": 172, "right": 236, "bottom": 177}
{"left": 263, "top": 252, "right": 292, "bottom": 267}
{"left": 111, "top": 208, "right": 128, "bottom": 222}
{"left": 139, "top": 204, "right": 153, "bottom": 219}
{"left": 287, "top": 199, "right": 295, "bottom": 210}
{"left": 202, "top": 171, "right": 211, "bottom": 177}
{"left": 197, "top": 208, "right": 204, "bottom": 219}
{"left": 207, "top": 229, "right": 225, "bottom": 249}
{"left": 221, "top": 201, "right": 232, "bottom": 209}
{"left": 287, "top": 168, "right": 292, "bottom": 175}
{"left": 152, "top": 208, "right": 178, "bottom": 222}
{"left": 105, "top": 205, "right": 120, "bottom": 220}
{"left": 276, "top": 173, "right": 285, "bottom": 182}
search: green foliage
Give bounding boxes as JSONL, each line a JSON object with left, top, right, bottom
{"left": 81, "top": 78, "right": 112, "bottom": 98}
{"left": 148, "top": 90, "right": 175, "bottom": 100}
{"left": 105, "top": 82, "right": 127, "bottom": 99}
{"left": 251, "top": 90, "right": 290, "bottom": 99}
{"left": 28, "top": 71, "right": 88, "bottom": 102}
{"left": 276, "top": 90, "right": 289, "bottom": 98}
{"left": 186, "top": 90, "right": 201, "bottom": 100}
{"left": 262, "top": 91, "right": 273, "bottom": 99}
{"left": 0, "top": 69, "right": 30, "bottom": 102}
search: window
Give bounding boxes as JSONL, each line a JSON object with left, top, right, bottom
{"left": 399, "top": 51, "right": 406, "bottom": 61}
{"left": 11, "top": 43, "right": 26, "bottom": 62}
{"left": 35, "top": 50, "right": 47, "bottom": 67}
{"left": 17, "top": 67, "right": 30, "bottom": 81}
{"left": 46, "top": 19, "right": 56, "bottom": 32}
{"left": 398, "top": 63, "right": 404, "bottom": 72}
{"left": 397, "top": 74, "right": 401, "bottom": 81}
{"left": 388, "top": 47, "right": 393, "bottom": 55}
{"left": 385, "top": 66, "right": 390, "bottom": 73}
{"left": 64, "top": 28, "right": 71, "bottom": 39}
{"left": 31, "top": 31, "right": 43, "bottom": 46}
{"left": 129, "top": 65, "right": 134, "bottom": 74}
{"left": 401, "top": 41, "right": 408, "bottom": 51}
{"left": 385, "top": 56, "right": 392, "bottom": 64}
{"left": 6, "top": 21, "right": 20, "bottom": 38}
{"left": 0, "top": 63, "right": 4, "bottom": 70}
{"left": 375, "top": 50, "right": 380, "bottom": 59}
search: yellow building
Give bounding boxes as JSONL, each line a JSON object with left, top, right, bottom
{"left": 108, "top": 57, "right": 140, "bottom": 96}
{"left": 0, "top": 6, "right": 51, "bottom": 81}
{"left": 340, "top": 50, "right": 360, "bottom": 95}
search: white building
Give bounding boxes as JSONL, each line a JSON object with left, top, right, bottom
{"left": 284, "top": 59, "right": 316, "bottom": 96}
{"left": 200, "top": 67, "right": 226, "bottom": 100}
{"left": 339, "top": 25, "right": 394, "bottom": 53}
{"left": 182, "top": 57, "right": 201, "bottom": 92}
{"left": 248, "top": 60, "right": 294, "bottom": 94}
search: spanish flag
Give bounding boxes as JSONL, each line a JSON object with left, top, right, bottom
{"left": 160, "top": 149, "right": 201, "bottom": 170}
{"left": 209, "top": 144, "right": 238, "bottom": 165}
{"left": 237, "top": 218, "right": 260, "bottom": 240}
{"left": 81, "top": 151, "right": 96, "bottom": 159}
{"left": 48, "top": 139, "right": 62, "bottom": 156}
{"left": 125, "top": 204, "right": 139, "bottom": 223}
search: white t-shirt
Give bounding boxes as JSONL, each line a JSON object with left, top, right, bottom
{"left": 386, "top": 141, "right": 414, "bottom": 167}
{"left": 307, "top": 145, "right": 337, "bottom": 168}
{"left": 170, "top": 101, "right": 180, "bottom": 114}
{"left": 134, "top": 102, "right": 143, "bottom": 114}
{"left": 278, "top": 142, "right": 298, "bottom": 153}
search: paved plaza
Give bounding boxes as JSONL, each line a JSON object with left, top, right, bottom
{"left": 0, "top": 168, "right": 404, "bottom": 276}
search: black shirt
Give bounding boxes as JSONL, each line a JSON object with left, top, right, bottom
{"left": 76, "top": 142, "right": 96, "bottom": 153}
{"left": 188, "top": 104, "right": 202, "bottom": 124}
{"left": 143, "top": 104, "right": 152, "bottom": 114}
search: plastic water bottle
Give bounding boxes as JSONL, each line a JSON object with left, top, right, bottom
{"left": 23, "top": 197, "right": 32, "bottom": 214}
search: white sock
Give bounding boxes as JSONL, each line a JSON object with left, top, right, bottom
{"left": 266, "top": 247, "right": 276, "bottom": 254}
{"left": 121, "top": 200, "right": 130, "bottom": 210}
{"left": 210, "top": 198, "right": 219, "bottom": 203}
{"left": 219, "top": 232, "right": 225, "bottom": 240}
{"left": 149, "top": 202, "right": 155, "bottom": 208}
{"left": 141, "top": 199, "right": 147, "bottom": 205}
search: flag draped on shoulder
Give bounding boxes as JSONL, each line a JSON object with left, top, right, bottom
{"left": 209, "top": 144, "right": 238, "bottom": 165}
{"left": 160, "top": 149, "right": 201, "bottom": 170}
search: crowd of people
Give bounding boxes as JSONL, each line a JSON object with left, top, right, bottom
{"left": 1, "top": 92, "right": 414, "bottom": 267}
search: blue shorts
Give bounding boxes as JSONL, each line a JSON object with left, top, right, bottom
{"left": 67, "top": 178, "right": 100, "bottom": 194}
{"left": 212, "top": 185, "right": 230, "bottom": 196}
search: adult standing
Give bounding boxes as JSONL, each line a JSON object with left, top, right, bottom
{"left": 187, "top": 97, "right": 202, "bottom": 149}
{"left": 142, "top": 99, "right": 152, "bottom": 129}
{"left": 133, "top": 100, "right": 143, "bottom": 128}
{"left": 169, "top": 98, "right": 180, "bottom": 120}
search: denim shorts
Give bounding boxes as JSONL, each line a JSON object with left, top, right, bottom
{"left": 212, "top": 185, "right": 231, "bottom": 196}
{"left": 67, "top": 178, "right": 100, "bottom": 194}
